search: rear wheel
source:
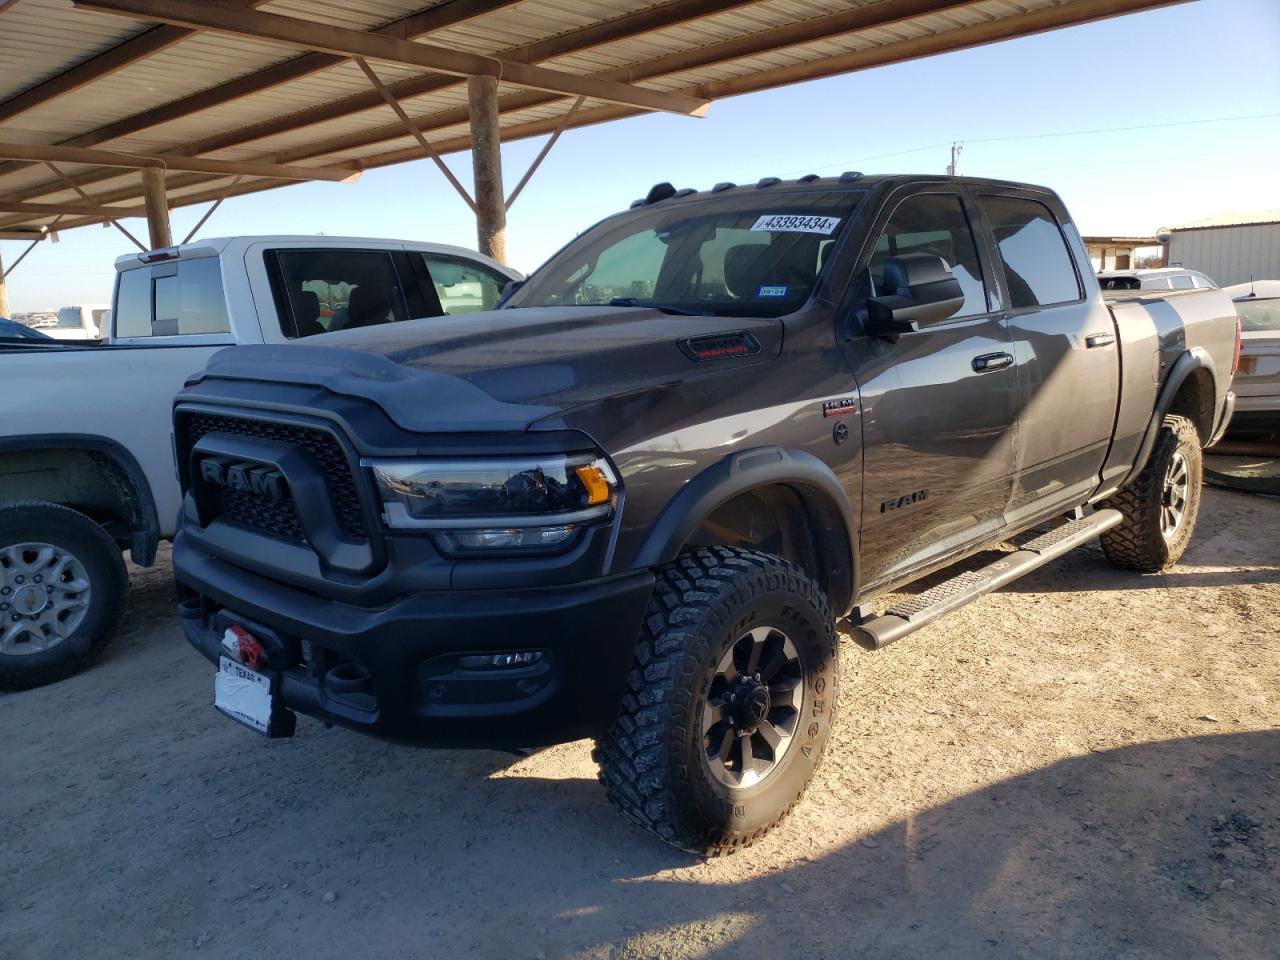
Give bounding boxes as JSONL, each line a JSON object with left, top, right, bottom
{"left": 0, "top": 502, "right": 126, "bottom": 690}
{"left": 1101, "top": 414, "right": 1203, "bottom": 572}
{"left": 594, "top": 547, "right": 838, "bottom": 856}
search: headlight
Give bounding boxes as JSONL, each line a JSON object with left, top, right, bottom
{"left": 364, "top": 454, "right": 619, "bottom": 551}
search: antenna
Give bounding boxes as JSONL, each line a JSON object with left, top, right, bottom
{"left": 946, "top": 142, "right": 963, "bottom": 176}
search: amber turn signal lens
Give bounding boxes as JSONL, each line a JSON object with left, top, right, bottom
{"left": 575, "top": 464, "right": 612, "bottom": 505}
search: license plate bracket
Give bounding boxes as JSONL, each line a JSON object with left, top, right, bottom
{"left": 214, "top": 655, "right": 296, "bottom": 738}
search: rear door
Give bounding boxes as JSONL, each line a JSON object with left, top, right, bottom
{"left": 974, "top": 193, "right": 1119, "bottom": 524}
{"left": 848, "top": 186, "right": 1019, "bottom": 591}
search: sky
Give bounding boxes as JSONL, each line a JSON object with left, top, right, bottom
{"left": 2, "top": 0, "right": 1279, "bottom": 313}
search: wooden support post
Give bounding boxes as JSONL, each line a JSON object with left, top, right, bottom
{"left": 467, "top": 75, "right": 506, "bottom": 264}
{"left": 140, "top": 165, "right": 172, "bottom": 249}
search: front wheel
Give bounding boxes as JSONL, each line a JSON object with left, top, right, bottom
{"left": 0, "top": 502, "right": 127, "bottom": 690}
{"left": 594, "top": 547, "right": 838, "bottom": 856}
{"left": 1101, "top": 414, "right": 1203, "bottom": 572}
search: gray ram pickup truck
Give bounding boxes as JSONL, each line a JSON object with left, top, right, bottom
{"left": 171, "top": 174, "right": 1239, "bottom": 855}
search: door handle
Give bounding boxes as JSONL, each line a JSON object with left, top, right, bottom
{"left": 1085, "top": 332, "right": 1116, "bottom": 348}
{"left": 972, "top": 352, "right": 1014, "bottom": 372}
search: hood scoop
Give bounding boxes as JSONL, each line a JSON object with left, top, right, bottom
{"left": 679, "top": 331, "right": 763, "bottom": 362}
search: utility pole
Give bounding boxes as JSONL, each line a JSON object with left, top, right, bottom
{"left": 946, "top": 141, "right": 963, "bottom": 176}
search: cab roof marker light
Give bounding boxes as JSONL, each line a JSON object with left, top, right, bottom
{"left": 839, "top": 171, "right": 865, "bottom": 183}
{"left": 644, "top": 182, "right": 677, "bottom": 205}
{"left": 756, "top": 177, "right": 781, "bottom": 189}
{"left": 798, "top": 174, "right": 821, "bottom": 183}
{"left": 672, "top": 188, "right": 697, "bottom": 198}
{"left": 711, "top": 182, "right": 736, "bottom": 193}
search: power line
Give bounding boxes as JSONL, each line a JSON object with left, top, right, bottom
{"left": 781, "top": 110, "right": 1280, "bottom": 176}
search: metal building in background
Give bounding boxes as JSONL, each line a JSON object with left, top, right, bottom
{"left": 1165, "top": 211, "right": 1280, "bottom": 286}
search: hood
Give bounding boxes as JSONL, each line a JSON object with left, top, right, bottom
{"left": 193, "top": 306, "right": 780, "bottom": 433}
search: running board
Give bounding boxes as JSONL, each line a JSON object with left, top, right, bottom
{"left": 851, "top": 509, "right": 1124, "bottom": 650}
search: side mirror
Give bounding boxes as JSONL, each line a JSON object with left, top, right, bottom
{"left": 865, "top": 253, "right": 965, "bottom": 335}
{"left": 496, "top": 278, "right": 524, "bottom": 308}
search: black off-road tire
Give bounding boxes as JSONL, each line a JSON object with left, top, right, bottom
{"left": 1101, "top": 414, "right": 1203, "bottom": 573}
{"left": 594, "top": 547, "right": 838, "bottom": 856}
{"left": 0, "top": 502, "right": 127, "bottom": 690}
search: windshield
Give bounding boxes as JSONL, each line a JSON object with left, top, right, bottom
{"left": 1236, "top": 298, "right": 1280, "bottom": 332}
{"left": 508, "top": 190, "right": 864, "bottom": 318}
{"left": 0, "top": 318, "right": 59, "bottom": 344}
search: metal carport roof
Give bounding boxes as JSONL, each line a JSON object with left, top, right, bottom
{"left": 0, "top": 0, "right": 1187, "bottom": 260}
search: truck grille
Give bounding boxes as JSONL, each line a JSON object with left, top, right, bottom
{"left": 179, "top": 412, "right": 368, "bottom": 543}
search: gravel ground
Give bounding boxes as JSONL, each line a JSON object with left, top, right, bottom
{"left": 2, "top": 486, "right": 1277, "bottom": 960}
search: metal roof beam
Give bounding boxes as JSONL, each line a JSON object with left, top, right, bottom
{"left": 267, "top": 0, "right": 986, "bottom": 166}
{"left": 73, "top": 0, "right": 711, "bottom": 117}
{"left": 181, "top": 0, "right": 753, "bottom": 158}
{"left": 0, "top": 142, "right": 360, "bottom": 182}
{"left": 358, "top": 0, "right": 1192, "bottom": 169}
{"left": 0, "top": 228, "right": 48, "bottom": 242}
{"left": 0, "top": 200, "right": 145, "bottom": 218}
{"left": 15, "top": 0, "right": 516, "bottom": 157}
{"left": 0, "top": 0, "right": 750, "bottom": 203}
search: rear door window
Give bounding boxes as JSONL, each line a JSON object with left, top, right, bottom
{"left": 112, "top": 258, "right": 230, "bottom": 338}
{"left": 978, "top": 196, "right": 1082, "bottom": 308}
{"left": 419, "top": 254, "right": 508, "bottom": 315}
{"left": 1170, "top": 274, "right": 1194, "bottom": 289}
{"left": 268, "top": 249, "right": 409, "bottom": 339}
{"left": 114, "top": 269, "right": 151, "bottom": 337}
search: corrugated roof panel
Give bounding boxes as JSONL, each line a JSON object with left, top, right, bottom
{"left": 2, "top": 32, "right": 299, "bottom": 144}
{"left": 425, "top": 0, "right": 662, "bottom": 56}
{"left": 0, "top": 0, "right": 1190, "bottom": 236}
{"left": 260, "top": 0, "right": 436, "bottom": 33}
{"left": 0, "top": 0, "right": 143, "bottom": 103}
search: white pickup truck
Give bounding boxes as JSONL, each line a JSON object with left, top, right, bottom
{"left": 0, "top": 235, "right": 518, "bottom": 688}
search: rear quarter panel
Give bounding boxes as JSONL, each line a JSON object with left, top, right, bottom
{"left": 0, "top": 344, "right": 223, "bottom": 536}
{"left": 1100, "top": 287, "right": 1238, "bottom": 490}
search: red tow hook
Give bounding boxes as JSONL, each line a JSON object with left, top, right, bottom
{"left": 225, "top": 624, "right": 266, "bottom": 671}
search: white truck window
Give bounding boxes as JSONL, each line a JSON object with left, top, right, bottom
{"left": 114, "top": 269, "right": 151, "bottom": 337}
{"left": 271, "top": 250, "right": 407, "bottom": 337}
{"left": 114, "top": 259, "right": 230, "bottom": 337}
{"left": 419, "top": 254, "right": 508, "bottom": 314}
{"left": 980, "top": 196, "right": 1082, "bottom": 308}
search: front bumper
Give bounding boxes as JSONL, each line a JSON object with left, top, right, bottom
{"left": 175, "top": 532, "right": 654, "bottom": 748}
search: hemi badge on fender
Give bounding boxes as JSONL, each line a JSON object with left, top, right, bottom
{"left": 822, "top": 398, "right": 858, "bottom": 418}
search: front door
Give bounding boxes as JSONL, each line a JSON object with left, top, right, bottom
{"left": 846, "top": 188, "right": 1020, "bottom": 592}
{"left": 974, "top": 193, "right": 1119, "bottom": 524}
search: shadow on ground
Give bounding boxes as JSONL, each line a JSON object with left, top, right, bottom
{"left": 5, "top": 600, "right": 1277, "bottom": 960}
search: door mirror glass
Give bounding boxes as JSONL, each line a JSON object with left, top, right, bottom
{"left": 865, "top": 254, "right": 965, "bottom": 334}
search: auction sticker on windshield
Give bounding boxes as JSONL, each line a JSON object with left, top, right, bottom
{"left": 751, "top": 214, "right": 842, "bottom": 234}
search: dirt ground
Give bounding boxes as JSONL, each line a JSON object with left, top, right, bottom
{"left": 2, "top": 486, "right": 1277, "bottom": 960}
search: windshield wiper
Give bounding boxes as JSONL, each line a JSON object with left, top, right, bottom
{"left": 0, "top": 336, "right": 65, "bottom": 346}
{"left": 606, "top": 297, "right": 713, "bottom": 316}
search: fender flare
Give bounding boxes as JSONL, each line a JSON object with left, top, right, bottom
{"left": 1122, "top": 347, "right": 1219, "bottom": 487}
{"left": 0, "top": 433, "right": 161, "bottom": 565}
{"left": 633, "top": 446, "right": 858, "bottom": 615}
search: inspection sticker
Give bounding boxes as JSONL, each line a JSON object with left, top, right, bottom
{"left": 750, "top": 214, "right": 842, "bottom": 235}
{"left": 757, "top": 284, "right": 788, "bottom": 298}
